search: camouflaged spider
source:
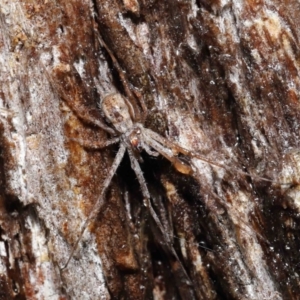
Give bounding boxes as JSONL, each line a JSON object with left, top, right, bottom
{"left": 61, "top": 36, "right": 285, "bottom": 270}
{"left": 62, "top": 92, "right": 198, "bottom": 269}
{"left": 62, "top": 89, "right": 283, "bottom": 269}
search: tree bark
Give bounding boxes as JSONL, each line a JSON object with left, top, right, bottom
{"left": 0, "top": 1, "right": 300, "bottom": 299}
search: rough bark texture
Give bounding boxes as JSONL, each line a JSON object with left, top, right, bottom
{"left": 0, "top": 1, "right": 300, "bottom": 299}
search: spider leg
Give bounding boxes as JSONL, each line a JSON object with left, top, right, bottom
{"left": 39, "top": 60, "right": 116, "bottom": 135}
{"left": 61, "top": 143, "right": 127, "bottom": 269}
{"left": 69, "top": 137, "right": 120, "bottom": 149}
{"left": 126, "top": 147, "right": 167, "bottom": 239}
{"left": 142, "top": 131, "right": 193, "bottom": 175}
{"left": 127, "top": 146, "right": 192, "bottom": 284}
{"left": 143, "top": 128, "right": 281, "bottom": 184}
{"left": 97, "top": 35, "right": 148, "bottom": 121}
{"left": 143, "top": 128, "right": 180, "bottom": 152}
{"left": 140, "top": 140, "right": 159, "bottom": 157}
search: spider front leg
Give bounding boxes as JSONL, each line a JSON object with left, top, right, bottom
{"left": 68, "top": 137, "right": 120, "bottom": 149}
{"left": 61, "top": 143, "right": 126, "bottom": 269}
{"left": 97, "top": 35, "right": 148, "bottom": 122}
{"left": 40, "top": 60, "right": 116, "bottom": 135}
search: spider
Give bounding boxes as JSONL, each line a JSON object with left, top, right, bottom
{"left": 61, "top": 91, "right": 197, "bottom": 270}
{"left": 59, "top": 35, "right": 289, "bottom": 272}
{"left": 62, "top": 90, "right": 285, "bottom": 271}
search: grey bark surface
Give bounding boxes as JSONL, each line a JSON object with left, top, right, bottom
{"left": 0, "top": 1, "right": 300, "bottom": 299}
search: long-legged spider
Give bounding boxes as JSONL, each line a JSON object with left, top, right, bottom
{"left": 62, "top": 90, "right": 287, "bottom": 270}
{"left": 62, "top": 91, "right": 197, "bottom": 270}
{"left": 60, "top": 34, "right": 291, "bottom": 272}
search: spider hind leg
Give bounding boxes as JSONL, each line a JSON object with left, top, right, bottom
{"left": 61, "top": 143, "right": 126, "bottom": 269}
{"left": 126, "top": 146, "right": 193, "bottom": 286}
